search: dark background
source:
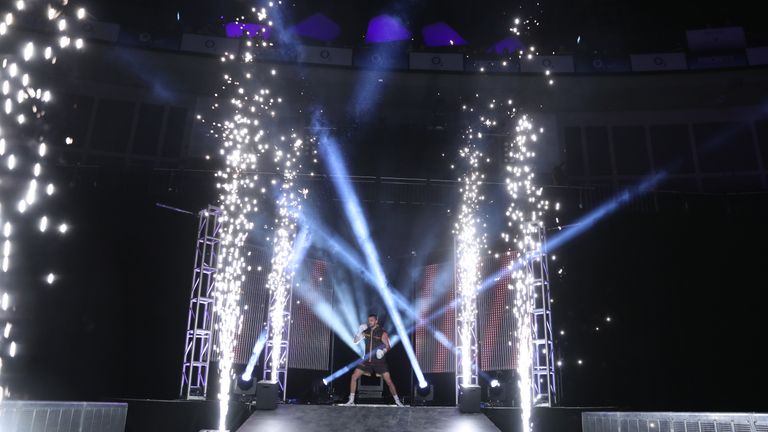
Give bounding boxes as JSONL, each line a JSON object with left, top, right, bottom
{"left": 88, "top": 0, "right": 768, "bottom": 51}
{"left": 3, "top": 0, "right": 768, "bottom": 414}
{"left": 15, "top": 168, "right": 768, "bottom": 411}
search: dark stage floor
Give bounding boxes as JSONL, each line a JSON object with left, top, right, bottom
{"left": 237, "top": 404, "right": 500, "bottom": 432}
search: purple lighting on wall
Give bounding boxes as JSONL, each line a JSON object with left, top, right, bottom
{"left": 422, "top": 22, "right": 467, "bottom": 47}
{"left": 293, "top": 13, "right": 341, "bottom": 42}
{"left": 491, "top": 36, "right": 524, "bottom": 55}
{"left": 224, "top": 22, "right": 271, "bottom": 39}
{"left": 365, "top": 15, "right": 410, "bottom": 43}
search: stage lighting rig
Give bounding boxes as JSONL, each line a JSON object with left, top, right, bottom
{"left": 413, "top": 383, "right": 434, "bottom": 406}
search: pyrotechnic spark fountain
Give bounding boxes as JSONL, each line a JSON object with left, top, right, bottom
{"left": 453, "top": 106, "right": 489, "bottom": 388}
{"left": 504, "top": 115, "right": 550, "bottom": 432}
{"left": 212, "top": 91, "right": 261, "bottom": 431}
{"left": 204, "top": 4, "right": 314, "bottom": 428}
{"left": 206, "top": 7, "right": 276, "bottom": 430}
{"left": 314, "top": 114, "right": 429, "bottom": 388}
{"left": 264, "top": 133, "right": 305, "bottom": 388}
{"left": 0, "top": 0, "right": 85, "bottom": 402}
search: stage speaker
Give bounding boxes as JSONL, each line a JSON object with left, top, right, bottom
{"left": 255, "top": 380, "right": 279, "bottom": 410}
{"left": 357, "top": 375, "right": 383, "bottom": 400}
{"left": 311, "top": 379, "right": 334, "bottom": 405}
{"left": 458, "top": 384, "right": 481, "bottom": 413}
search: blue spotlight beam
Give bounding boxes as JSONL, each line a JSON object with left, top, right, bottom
{"left": 395, "top": 171, "right": 668, "bottom": 334}
{"left": 325, "top": 117, "right": 746, "bottom": 387}
{"left": 323, "top": 357, "right": 367, "bottom": 385}
{"left": 322, "top": 310, "right": 493, "bottom": 386}
{"left": 242, "top": 328, "right": 269, "bottom": 380}
{"left": 298, "top": 211, "right": 370, "bottom": 352}
{"left": 318, "top": 169, "right": 668, "bottom": 388}
{"left": 288, "top": 226, "right": 312, "bottom": 268}
{"left": 303, "top": 208, "right": 465, "bottom": 358}
{"left": 306, "top": 217, "right": 418, "bottom": 322}
{"left": 349, "top": 5, "right": 416, "bottom": 121}
{"left": 480, "top": 171, "right": 667, "bottom": 291}
{"left": 313, "top": 114, "right": 428, "bottom": 388}
{"left": 290, "top": 219, "right": 365, "bottom": 355}
{"left": 342, "top": 171, "right": 671, "bottom": 380}
{"left": 302, "top": 167, "right": 420, "bottom": 354}
{"left": 292, "top": 282, "right": 361, "bottom": 353}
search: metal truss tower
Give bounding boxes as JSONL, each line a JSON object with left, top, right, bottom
{"left": 180, "top": 206, "right": 222, "bottom": 400}
{"left": 454, "top": 238, "right": 479, "bottom": 404}
{"left": 261, "top": 278, "right": 294, "bottom": 400}
{"left": 527, "top": 226, "right": 557, "bottom": 406}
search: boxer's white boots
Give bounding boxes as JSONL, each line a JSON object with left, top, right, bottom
{"left": 393, "top": 395, "right": 404, "bottom": 407}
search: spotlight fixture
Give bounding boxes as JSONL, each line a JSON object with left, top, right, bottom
{"left": 234, "top": 374, "right": 256, "bottom": 397}
{"left": 413, "top": 383, "right": 433, "bottom": 405}
{"left": 486, "top": 372, "right": 515, "bottom": 407}
{"left": 488, "top": 380, "right": 505, "bottom": 405}
{"left": 311, "top": 378, "right": 333, "bottom": 405}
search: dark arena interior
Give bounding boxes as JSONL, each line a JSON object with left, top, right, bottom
{"left": 1, "top": 1, "right": 767, "bottom": 431}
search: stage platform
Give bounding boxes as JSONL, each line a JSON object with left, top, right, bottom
{"left": 483, "top": 406, "right": 592, "bottom": 432}
{"left": 119, "top": 399, "right": 250, "bottom": 432}
{"left": 237, "top": 404, "right": 500, "bottom": 432}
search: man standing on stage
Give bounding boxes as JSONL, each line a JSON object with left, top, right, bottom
{"left": 343, "top": 313, "right": 405, "bottom": 407}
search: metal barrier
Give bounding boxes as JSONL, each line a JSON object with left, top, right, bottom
{"left": 582, "top": 411, "right": 768, "bottom": 432}
{"left": 0, "top": 401, "right": 127, "bottom": 432}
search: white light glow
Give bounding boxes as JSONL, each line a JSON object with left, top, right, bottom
{"left": 0, "top": 0, "right": 74, "bottom": 388}
{"left": 23, "top": 42, "right": 33, "bottom": 61}
{"left": 265, "top": 136, "right": 304, "bottom": 387}
{"left": 454, "top": 128, "right": 485, "bottom": 387}
{"left": 207, "top": 9, "right": 289, "bottom": 430}
{"left": 505, "top": 113, "right": 551, "bottom": 432}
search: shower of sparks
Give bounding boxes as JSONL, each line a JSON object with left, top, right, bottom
{"left": 507, "top": 3, "right": 555, "bottom": 86}
{"left": 265, "top": 134, "right": 306, "bottom": 385}
{"left": 209, "top": 18, "right": 271, "bottom": 432}
{"left": 453, "top": 104, "right": 489, "bottom": 387}
{"left": 203, "top": 4, "right": 311, "bottom": 430}
{"left": 0, "top": 0, "right": 85, "bottom": 402}
{"left": 211, "top": 83, "right": 263, "bottom": 431}
{"left": 504, "top": 114, "right": 550, "bottom": 432}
